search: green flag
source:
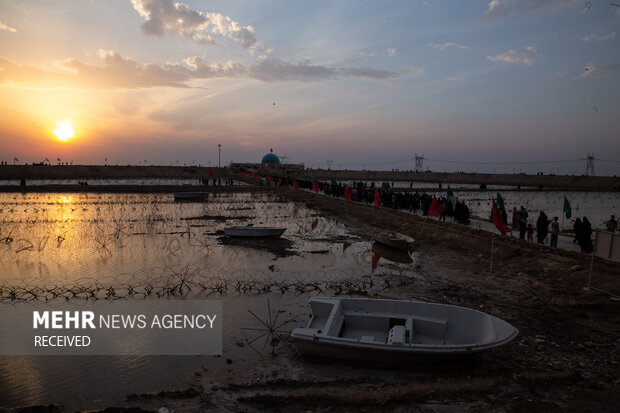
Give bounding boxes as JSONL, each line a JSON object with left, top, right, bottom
{"left": 496, "top": 192, "right": 506, "bottom": 214}
{"left": 447, "top": 186, "right": 454, "bottom": 197}
{"left": 563, "top": 196, "right": 572, "bottom": 219}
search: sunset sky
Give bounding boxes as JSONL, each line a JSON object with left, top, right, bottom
{"left": 1, "top": 0, "right": 619, "bottom": 174}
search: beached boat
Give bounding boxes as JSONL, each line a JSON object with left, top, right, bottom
{"left": 291, "top": 297, "right": 518, "bottom": 362}
{"left": 224, "top": 226, "right": 286, "bottom": 238}
{"left": 372, "top": 242, "right": 413, "bottom": 264}
{"left": 173, "top": 192, "right": 208, "bottom": 201}
{"left": 374, "top": 232, "right": 414, "bottom": 251}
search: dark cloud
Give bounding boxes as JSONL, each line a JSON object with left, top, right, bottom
{"left": 0, "top": 53, "right": 405, "bottom": 89}
{"left": 249, "top": 58, "right": 402, "bottom": 82}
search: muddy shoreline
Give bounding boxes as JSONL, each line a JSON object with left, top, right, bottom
{"left": 3, "top": 185, "right": 618, "bottom": 412}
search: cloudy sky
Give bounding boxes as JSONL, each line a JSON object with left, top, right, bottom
{"left": 1, "top": 0, "right": 619, "bottom": 174}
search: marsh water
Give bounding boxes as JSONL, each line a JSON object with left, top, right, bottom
{"left": 0, "top": 192, "right": 416, "bottom": 410}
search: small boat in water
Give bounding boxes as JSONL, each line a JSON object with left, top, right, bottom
{"left": 173, "top": 192, "right": 208, "bottom": 201}
{"left": 372, "top": 242, "right": 413, "bottom": 264}
{"left": 374, "top": 232, "right": 414, "bottom": 251}
{"left": 224, "top": 226, "right": 286, "bottom": 238}
{"left": 291, "top": 297, "right": 518, "bottom": 362}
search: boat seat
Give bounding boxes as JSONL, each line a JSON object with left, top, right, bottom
{"left": 360, "top": 335, "right": 375, "bottom": 343}
{"left": 387, "top": 325, "right": 406, "bottom": 346}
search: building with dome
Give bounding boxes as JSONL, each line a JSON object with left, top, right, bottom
{"left": 230, "top": 150, "right": 304, "bottom": 174}
{"left": 261, "top": 153, "right": 280, "bottom": 165}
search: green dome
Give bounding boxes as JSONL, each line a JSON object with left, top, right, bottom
{"left": 261, "top": 153, "right": 280, "bottom": 164}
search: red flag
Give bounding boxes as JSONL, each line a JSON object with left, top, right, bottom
{"left": 277, "top": 178, "right": 283, "bottom": 185}
{"left": 312, "top": 181, "right": 319, "bottom": 193}
{"left": 344, "top": 185, "right": 352, "bottom": 201}
{"left": 428, "top": 196, "right": 443, "bottom": 217}
{"left": 208, "top": 168, "right": 214, "bottom": 177}
{"left": 293, "top": 179, "right": 299, "bottom": 190}
{"left": 267, "top": 175, "right": 273, "bottom": 183}
{"left": 492, "top": 200, "right": 511, "bottom": 233}
{"left": 374, "top": 189, "right": 381, "bottom": 208}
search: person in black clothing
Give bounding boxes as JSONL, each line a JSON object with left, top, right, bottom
{"left": 573, "top": 218, "right": 581, "bottom": 244}
{"left": 454, "top": 201, "right": 470, "bottom": 225}
{"left": 578, "top": 217, "right": 594, "bottom": 253}
{"left": 518, "top": 206, "right": 528, "bottom": 239}
{"left": 536, "top": 211, "right": 550, "bottom": 244}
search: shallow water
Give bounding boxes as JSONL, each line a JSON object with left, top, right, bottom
{"left": 0, "top": 192, "right": 417, "bottom": 410}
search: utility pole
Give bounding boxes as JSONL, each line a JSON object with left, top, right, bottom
{"left": 218, "top": 144, "right": 221, "bottom": 168}
{"left": 585, "top": 153, "right": 595, "bottom": 176}
{"left": 415, "top": 153, "right": 425, "bottom": 172}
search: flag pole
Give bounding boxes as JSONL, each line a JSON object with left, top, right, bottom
{"left": 585, "top": 250, "right": 595, "bottom": 291}
{"left": 490, "top": 237, "right": 494, "bottom": 274}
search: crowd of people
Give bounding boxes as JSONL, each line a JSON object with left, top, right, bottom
{"left": 241, "top": 171, "right": 617, "bottom": 254}
{"left": 251, "top": 175, "right": 473, "bottom": 224}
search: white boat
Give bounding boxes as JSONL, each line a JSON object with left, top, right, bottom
{"left": 173, "top": 192, "right": 208, "bottom": 201}
{"left": 374, "top": 232, "right": 414, "bottom": 251}
{"left": 224, "top": 226, "right": 286, "bottom": 238}
{"left": 291, "top": 297, "right": 518, "bottom": 362}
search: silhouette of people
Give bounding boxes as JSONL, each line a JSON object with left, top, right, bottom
{"left": 518, "top": 206, "right": 528, "bottom": 239}
{"left": 577, "top": 217, "right": 594, "bottom": 253}
{"left": 511, "top": 207, "right": 519, "bottom": 230}
{"left": 536, "top": 211, "right": 550, "bottom": 244}
{"left": 573, "top": 218, "right": 581, "bottom": 244}
{"left": 526, "top": 223, "right": 534, "bottom": 242}
{"left": 606, "top": 215, "right": 618, "bottom": 233}
{"left": 550, "top": 216, "right": 559, "bottom": 247}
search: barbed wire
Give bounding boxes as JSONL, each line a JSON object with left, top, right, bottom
{"left": 0, "top": 267, "right": 412, "bottom": 302}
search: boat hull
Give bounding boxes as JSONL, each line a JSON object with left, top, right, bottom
{"left": 373, "top": 233, "right": 414, "bottom": 251}
{"left": 291, "top": 297, "right": 518, "bottom": 362}
{"left": 292, "top": 336, "right": 487, "bottom": 363}
{"left": 372, "top": 242, "right": 413, "bottom": 263}
{"left": 173, "top": 192, "right": 208, "bottom": 201}
{"left": 224, "top": 226, "right": 286, "bottom": 238}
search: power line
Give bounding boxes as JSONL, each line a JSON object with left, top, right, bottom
{"left": 424, "top": 158, "right": 586, "bottom": 165}
{"left": 334, "top": 156, "right": 619, "bottom": 168}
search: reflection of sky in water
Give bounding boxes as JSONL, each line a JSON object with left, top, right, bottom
{"left": 0, "top": 192, "right": 417, "bottom": 410}
{"left": 0, "top": 192, "right": 406, "bottom": 287}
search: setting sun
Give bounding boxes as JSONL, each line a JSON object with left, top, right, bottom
{"left": 53, "top": 119, "right": 75, "bottom": 141}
